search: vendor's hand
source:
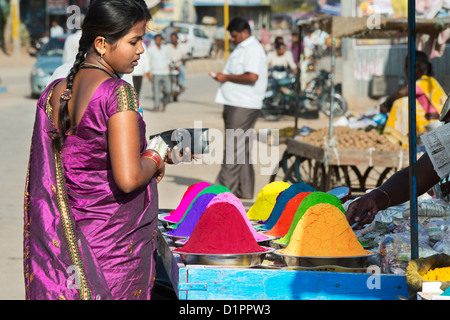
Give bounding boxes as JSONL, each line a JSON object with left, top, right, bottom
{"left": 345, "top": 193, "right": 380, "bottom": 229}
{"left": 166, "top": 146, "right": 198, "bottom": 164}
{"left": 425, "top": 112, "right": 440, "bottom": 121}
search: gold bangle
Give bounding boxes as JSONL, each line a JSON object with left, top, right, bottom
{"left": 375, "top": 188, "right": 391, "bottom": 208}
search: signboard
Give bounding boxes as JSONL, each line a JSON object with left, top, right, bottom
{"left": 47, "top": 0, "right": 68, "bottom": 15}
{"left": 193, "top": 0, "right": 261, "bottom": 5}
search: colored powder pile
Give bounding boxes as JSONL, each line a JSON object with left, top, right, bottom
{"left": 207, "top": 192, "right": 270, "bottom": 242}
{"left": 174, "top": 202, "right": 268, "bottom": 254}
{"left": 166, "top": 193, "right": 217, "bottom": 238}
{"left": 265, "top": 192, "right": 312, "bottom": 237}
{"left": 280, "top": 203, "right": 370, "bottom": 257}
{"left": 276, "top": 191, "right": 344, "bottom": 245}
{"left": 175, "top": 185, "right": 231, "bottom": 226}
{"left": 423, "top": 267, "right": 450, "bottom": 282}
{"left": 262, "top": 183, "right": 315, "bottom": 230}
{"left": 166, "top": 182, "right": 211, "bottom": 223}
{"left": 247, "top": 181, "right": 290, "bottom": 221}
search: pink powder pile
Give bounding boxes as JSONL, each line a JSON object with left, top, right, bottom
{"left": 166, "top": 182, "right": 211, "bottom": 223}
{"left": 207, "top": 192, "right": 270, "bottom": 242}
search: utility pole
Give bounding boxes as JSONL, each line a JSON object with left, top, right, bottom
{"left": 224, "top": 0, "right": 229, "bottom": 60}
{"left": 10, "top": 0, "right": 20, "bottom": 55}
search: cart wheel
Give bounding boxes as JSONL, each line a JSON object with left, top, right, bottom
{"left": 269, "top": 151, "right": 301, "bottom": 183}
{"left": 296, "top": 158, "right": 326, "bottom": 190}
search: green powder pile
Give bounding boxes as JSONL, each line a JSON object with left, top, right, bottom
{"left": 276, "top": 191, "right": 345, "bottom": 245}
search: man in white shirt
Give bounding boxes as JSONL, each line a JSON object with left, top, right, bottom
{"left": 211, "top": 17, "right": 267, "bottom": 199}
{"left": 166, "top": 32, "right": 187, "bottom": 93}
{"left": 131, "top": 44, "right": 151, "bottom": 98}
{"left": 148, "top": 34, "right": 171, "bottom": 112}
{"left": 50, "top": 21, "right": 64, "bottom": 37}
{"left": 267, "top": 42, "right": 297, "bottom": 73}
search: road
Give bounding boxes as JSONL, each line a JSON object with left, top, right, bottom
{"left": 0, "top": 51, "right": 334, "bottom": 299}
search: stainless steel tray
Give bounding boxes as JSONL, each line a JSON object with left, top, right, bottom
{"left": 274, "top": 250, "right": 377, "bottom": 268}
{"left": 172, "top": 247, "right": 274, "bottom": 266}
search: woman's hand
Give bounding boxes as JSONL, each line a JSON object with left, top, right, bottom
{"left": 154, "top": 164, "right": 165, "bottom": 184}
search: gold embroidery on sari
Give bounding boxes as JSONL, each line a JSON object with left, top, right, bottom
{"left": 133, "top": 289, "right": 142, "bottom": 297}
{"left": 55, "top": 153, "right": 92, "bottom": 300}
{"left": 116, "top": 84, "right": 139, "bottom": 113}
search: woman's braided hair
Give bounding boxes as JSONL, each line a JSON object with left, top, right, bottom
{"left": 52, "top": 0, "right": 151, "bottom": 152}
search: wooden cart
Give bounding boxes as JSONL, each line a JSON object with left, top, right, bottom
{"left": 270, "top": 138, "right": 410, "bottom": 194}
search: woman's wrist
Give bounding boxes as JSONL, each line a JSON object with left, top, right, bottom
{"left": 141, "top": 149, "right": 163, "bottom": 169}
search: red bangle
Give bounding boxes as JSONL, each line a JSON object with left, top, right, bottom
{"left": 141, "top": 150, "right": 162, "bottom": 168}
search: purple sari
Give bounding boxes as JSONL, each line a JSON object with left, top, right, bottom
{"left": 23, "top": 78, "right": 159, "bottom": 300}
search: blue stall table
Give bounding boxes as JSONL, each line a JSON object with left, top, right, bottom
{"left": 156, "top": 226, "right": 408, "bottom": 300}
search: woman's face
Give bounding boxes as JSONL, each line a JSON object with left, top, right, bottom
{"left": 106, "top": 20, "right": 146, "bottom": 74}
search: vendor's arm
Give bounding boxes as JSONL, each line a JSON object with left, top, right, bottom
{"left": 214, "top": 72, "right": 258, "bottom": 84}
{"left": 108, "top": 111, "right": 164, "bottom": 193}
{"left": 379, "top": 85, "right": 408, "bottom": 114}
{"left": 346, "top": 152, "right": 441, "bottom": 227}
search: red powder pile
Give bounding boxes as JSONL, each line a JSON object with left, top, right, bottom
{"left": 265, "top": 192, "right": 311, "bottom": 237}
{"left": 174, "top": 202, "right": 268, "bottom": 254}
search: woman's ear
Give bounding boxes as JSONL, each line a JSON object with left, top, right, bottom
{"left": 94, "top": 36, "right": 107, "bottom": 57}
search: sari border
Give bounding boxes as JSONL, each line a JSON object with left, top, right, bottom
{"left": 55, "top": 153, "right": 92, "bottom": 300}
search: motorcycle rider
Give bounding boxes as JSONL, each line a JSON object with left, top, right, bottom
{"left": 167, "top": 32, "right": 187, "bottom": 95}
{"left": 267, "top": 42, "right": 297, "bottom": 74}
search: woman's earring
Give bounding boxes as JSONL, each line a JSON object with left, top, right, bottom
{"left": 100, "top": 37, "right": 105, "bottom": 58}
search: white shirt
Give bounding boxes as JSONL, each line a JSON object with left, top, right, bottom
{"left": 63, "top": 30, "right": 82, "bottom": 65}
{"left": 148, "top": 44, "right": 171, "bottom": 76}
{"left": 166, "top": 43, "right": 186, "bottom": 68}
{"left": 267, "top": 50, "right": 297, "bottom": 70}
{"left": 131, "top": 45, "right": 150, "bottom": 76}
{"left": 215, "top": 35, "right": 267, "bottom": 109}
{"left": 50, "top": 25, "right": 64, "bottom": 37}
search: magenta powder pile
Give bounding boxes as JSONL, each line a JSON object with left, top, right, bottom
{"left": 174, "top": 202, "right": 268, "bottom": 254}
{"left": 165, "top": 182, "right": 211, "bottom": 223}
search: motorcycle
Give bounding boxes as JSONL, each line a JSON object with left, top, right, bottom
{"left": 261, "top": 67, "right": 348, "bottom": 121}
{"left": 261, "top": 66, "right": 298, "bottom": 121}
{"left": 169, "top": 62, "right": 181, "bottom": 102}
{"left": 303, "top": 69, "right": 348, "bottom": 118}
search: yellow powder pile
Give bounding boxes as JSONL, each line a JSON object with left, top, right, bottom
{"left": 247, "top": 181, "right": 290, "bottom": 221}
{"left": 423, "top": 267, "right": 450, "bottom": 282}
{"left": 280, "top": 203, "right": 370, "bottom": 257}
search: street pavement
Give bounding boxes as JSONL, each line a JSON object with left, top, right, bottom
{"left": 0, "top": 51, "right": 344, "bottom": 299}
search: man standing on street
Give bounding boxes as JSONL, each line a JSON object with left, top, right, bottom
{"left": 211, "top": 17, "right": 268, "bottom": 199}
{"left": 148, "top": 34, "right": 171, "bottom": 112}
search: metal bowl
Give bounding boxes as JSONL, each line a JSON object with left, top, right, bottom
{"left": 158, "top": 209, "right": 177, "bottom": 229}
{"left": 162, "top": 231, "right": 189, "bottom": 241}
{"left": 269, "top": 241, "right": 287, "bottom": 250}
{"left": 172, "top": 247, "right": 274, "bottom": 266}
{"left": 274, "top": 250, "right": 377, "bottom": 268}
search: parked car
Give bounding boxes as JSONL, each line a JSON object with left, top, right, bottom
{"left": 162, "top": 22, "right": 213, "bottom": 58}
{"left": 30, "top": 35, "right": 67, "bottom": 98}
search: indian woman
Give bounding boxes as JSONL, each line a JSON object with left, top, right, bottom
{"left": 23, "top": 0, "right": 164, "bottom": 299}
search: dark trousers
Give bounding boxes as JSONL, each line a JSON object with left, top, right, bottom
{"left": 215, "top": 105, "right": 260, "bottom": 199}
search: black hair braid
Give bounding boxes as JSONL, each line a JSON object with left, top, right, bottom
{"left": 52, "top": 44, "right": 87, "bottom": 153}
